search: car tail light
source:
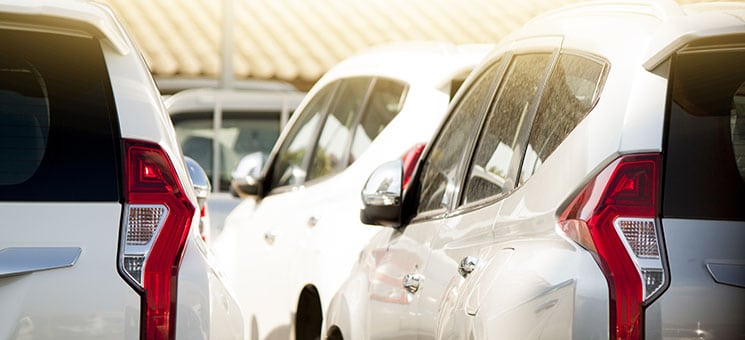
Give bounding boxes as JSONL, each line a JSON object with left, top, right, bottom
{"left": 559, "top": 153, "right": 665, "bottom": 340}
{"left": 119, "top": 139, "right": 196, "bottom": 340}
{"left": 402, "top": 143, "right": 426, "bottom": 190}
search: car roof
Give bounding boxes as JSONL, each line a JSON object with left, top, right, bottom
{"left": 164, "top": 87, "right": 307, "bottom": 114}
{"left": 489, "top": 0, "right": 745, "bottom": 70}
{"left": 0, "top": 0, "right": 130, "bottom": 55}
{"left": 315, "top": 41, "right": 493, "bottom": 91}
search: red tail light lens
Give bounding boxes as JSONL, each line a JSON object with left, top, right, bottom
{"left": 119, "top": 139, "right": 195, "bottom": 340}
{"left": 402, "top": 143, "right": 426, "bottom": 190}
{"left": 559, "top": 153, "right": 664, "bottom": 340}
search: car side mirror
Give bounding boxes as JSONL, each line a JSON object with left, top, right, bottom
{"left": 360, "top": 160, "right": 403, "bottom": 227}
{"left": 184, "top": 156, "right": 210, "bottom": 209}
{"left": 230, "top": 151, "right": 267, "bottom": 198}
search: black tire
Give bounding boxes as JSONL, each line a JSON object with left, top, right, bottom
{"left": 326, "top": 326, "right": 343, "bottom": 340}
{"left": 295, "top": 287, "right": 322, "bottom": 340}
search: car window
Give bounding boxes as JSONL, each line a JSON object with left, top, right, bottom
{"left": 271, "top": 84, "right": 335, "bottom": 189}
{"left": 173, "top": 112, "right": 281, "bottom": 191}
{"left": 520, "top": 53, "right": 606, "bottom": 184}
{"left": 349, "top": 78, "right": 407, "bottom": 163}
{"left": 417, "top": 61, "right": 502, "bottom": 214}
{"left": 663, "top": 47, "right": 745, "bottom": 220}
{"left": 463, "top": 54, "right": 552, "bottom": 204}
{"left": 0, "top": 29, "right": 119, "bottom": 201}
{"left": 308, "top": 78, "right": 372, "bottom": 181}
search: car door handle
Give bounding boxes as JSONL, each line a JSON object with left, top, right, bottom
{"left": 458, "top": 256, "right": 479, "bottom": 278}
{"left": 264, "top": 230, "right": 277, "bottom": 245}
{"left": 307, "top": 215, "right": 319, "bottom": 228}
{"left": 0, "top": 247, "right": 82, "bottom": 278}
{"left": 402, "top": 273, "right": 424, "bottom": 293}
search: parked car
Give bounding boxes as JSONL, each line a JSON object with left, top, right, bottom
{"left": 0, "top": 1, "right": 244, "bottom": 339}
{"left": 165, "top": 87, "right": 305, "bottom": 237}
{"left": 211, "top": 42, "right": 491, "bottom": 340}
{"left": 326, "top": 1, "right": 745, "bottom": 339}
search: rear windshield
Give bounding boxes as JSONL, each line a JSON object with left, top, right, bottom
{"left": 0, "top": 28, "right": 119, "bottom": 201}
{"left": 172, "top": 111, "right": 281, "bottom": 191}
{"left": 663, "top": 44, "right": 745, "bottom": 220}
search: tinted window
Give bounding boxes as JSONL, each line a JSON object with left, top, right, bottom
{"left": 663, "top": 48, "right": 745, "bottom": 220}
{"left": 417, "top": 62, "right": 501, "bottom": 213}
{"left": 309, "top": 78, "right": 371, "bottom": 180}
{"left": 173, "top": 112, "right": 280, "bottom": 191}
{"left": 463, "top": 54, "right": 552, "bottom": 203}
{"left": 271, "top": 85, "right": 334, "bottom": 188}
{"left": 349, "top": 78, "right": 407, "bottom": 163}
{"left": 520, "top": 53, "right": 605, "bottom": 183}
{"left": 0, "top": 29, "right": 119, "bottom": 201}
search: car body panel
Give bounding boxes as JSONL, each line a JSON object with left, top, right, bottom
{"left": 0, "top": 204, "right": 140, "bottom": 339}
{"left": 0, "top": 1, "right": 245, "bottom": 338}
{"left": 645, "top": 219, "right": 745, "bottom": 339}
{"left": 213, "top": 42, "right": 490, "bottom": 340}
{"left": 326, "top": 2, "right": 745, "bottom": 339}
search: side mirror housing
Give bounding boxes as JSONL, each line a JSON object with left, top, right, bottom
{"left": 360, "top": 160, "right": 403, "bottom": 227}
{"left": 184, "top": 156, "right": 211, "bottom": 209}
{"left": 230, "top": 152, "right": 267, "bottom": 198}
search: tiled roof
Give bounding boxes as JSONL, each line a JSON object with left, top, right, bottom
{"left": 99, "top": 0, "right": 714, "bottom": 90}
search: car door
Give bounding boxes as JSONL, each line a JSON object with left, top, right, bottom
{"left": 240, "top": 77, "right": 374, "bottom": 338}
{"left": 417, "top": 52, "right": 556, "bottom": 339}
{"left": 222, "top": 81, "right": 337, "bottom": 339}
{"left": 362, "top": 60, "right": 505, "bottom": 339}
{"left": 432, "top": 50, "right": 610, "bottom": 339}
{"left": 291, "top": 77, "right": 409, "bottom": 308}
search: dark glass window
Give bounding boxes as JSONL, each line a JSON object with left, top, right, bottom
{"left": 271, "top": 84, "right": 334, "bottom": 188}
{"left": 0, "top": 29, "right": 119, "bottom": 201}
{"left": 663, "top": 48, "right": 745, "bottom": 220}
{"left": 349, "top": 78, "right": 407, "bottom": 163}
{"left": 308, "top": 78, "right": 371, "bottom": 180}
{"left": 417, "top": 61, "right": 501, "bottom": 213}
{"left": 520, "top": 53, "right": 605, "bottom": 184}
{"left": 463, "top": 54, "right": 552, "bottom": 203}
{"left": 173, "top": 112, "right": 281, "bottom": 191}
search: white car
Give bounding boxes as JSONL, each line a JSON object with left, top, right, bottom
{"left": 326, "top": 1, "right": 745, "bottom": 339}
{"left": 0, "top": 1, "right": 243, "bottom": 339}
{"left": 165, "top": 86, "right": 305, "bottom": 238}
{"left": 212, "top": 42, "right": 490, "bottom": 340}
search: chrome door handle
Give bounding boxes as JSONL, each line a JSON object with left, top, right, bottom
{"left": 458, "top": 256, "right": 479, "bottom": 278}
{"left": 264, "top": 230, "right": 277, "bottom": 245}
{"left": 402, "top": 273, "right": 424, "bottom": 293}
{"left": 0, "top": 247, "right": 81, "bottom": 278}
{"left": 307, "top": 215, "right": 319, "bottom": 228}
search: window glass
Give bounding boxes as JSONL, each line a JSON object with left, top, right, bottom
{"left": 271, "top": 85, "right": 334, "bottom": 188}
{"left": 463, "top": 54, "right": 552, "bottom": 203}
{"left": 0, "top": 55, "right": 49, "bottom": 185}
{"left": 520, "top": 54, "right": 605, "bottom": 183}
{"left": 0, "top": 29, "right": 119, "bottom": 201}
{"left": 417, "top": 61, "right": 501, "bottom": 213}
{"left": 349, "top": 78, "right": 407, "bottom": 163}
{"left": 173, "top": 112, "right": 280, "bottom": 191}
{"left": 663, "top": 49, "right": 745, "bottom": 219}
{"left": 308, "top": 78, "right": 371, "bottom": 180}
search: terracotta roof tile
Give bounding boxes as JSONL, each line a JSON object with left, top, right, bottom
{"left": 98, "top": 0, "right": 718, "bottom": 89}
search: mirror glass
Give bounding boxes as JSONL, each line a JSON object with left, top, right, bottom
{"left": 184, "top": 156, "right": 211, "bottom": 205}
{"left": 362, "top": 159, "right": 403, "bottom": 207}
{"left": 230, "top": 151, "right": 267, "bottom": 197}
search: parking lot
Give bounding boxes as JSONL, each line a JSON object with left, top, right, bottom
{"left": 1, "top": 1, "right": 744, "bottom": 340}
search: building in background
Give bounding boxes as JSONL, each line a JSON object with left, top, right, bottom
{"left": 98, "top": 0, "right": 719, "bottom": 91}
